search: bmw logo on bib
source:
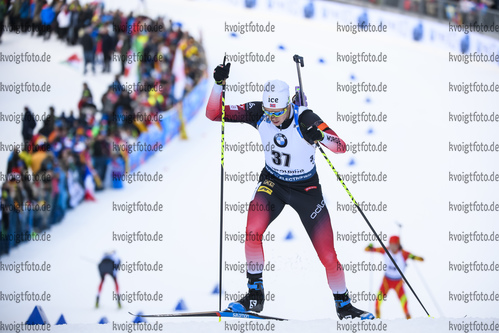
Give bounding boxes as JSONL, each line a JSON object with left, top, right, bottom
{"left": 274, "top": 133, "right": 288, "bottom": 147}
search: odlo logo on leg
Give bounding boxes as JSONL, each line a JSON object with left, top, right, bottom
{"left": 310, "top": 200, "right": 325, "bottom": 219}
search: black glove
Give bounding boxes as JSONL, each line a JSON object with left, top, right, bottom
{"left": 213, "top": 63, "right": 231, "bottom": 85}
{"left": 302, "top": 124, "right": 324, "bottom": 145}
{"left": 292, "top": 89, "right": 308, "bottom": 107}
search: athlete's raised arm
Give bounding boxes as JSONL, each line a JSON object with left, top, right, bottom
{"left": 205, "top": 62, "right": 263, "bottom": 128}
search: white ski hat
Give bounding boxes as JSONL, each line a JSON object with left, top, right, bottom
{"left": 262, "top": 80, "right": 289, "bottom": 109}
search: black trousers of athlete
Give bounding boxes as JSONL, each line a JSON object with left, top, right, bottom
{"left": 245, "top": 168, "right": 347, "bottom": 294}
{"left": 97, "top": 258, "right": 119, "bottom": 295}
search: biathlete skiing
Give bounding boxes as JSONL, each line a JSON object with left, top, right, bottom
{"left": 206, "top": 60, "right": 374, "bottom": 320}
{"left": 365, "top": 235, "right": 424, "bottom": 319}
{"left": 95, "top": 250, "right": 121, "bottom": 309}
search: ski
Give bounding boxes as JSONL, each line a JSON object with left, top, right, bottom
{"left": 128, "top": 310, "right": 287, "bottom": 321}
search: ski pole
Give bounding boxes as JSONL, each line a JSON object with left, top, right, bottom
{"left": 397, "top": 221, "right": 442, "bottom": 316}
{"left": 293, "top": 54, "right": 305, "bottom": 104}
{"left": 317, "top": 125, "right": 432, "bottom": 317}
{"left": 413, "top": 261, "right": 444, "bottom": 317}
{"left": 369, "top": 251, "right": 374, "bottom": 313}
{"left": 218, "top": 55, "right": 227, "bottom": 312}
{"left": 292, "top": 54, "right": 431, "bottom": 318}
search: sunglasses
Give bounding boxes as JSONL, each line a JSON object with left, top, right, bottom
{"left": 262, "top": 105, "right": 288, "bottom": 118}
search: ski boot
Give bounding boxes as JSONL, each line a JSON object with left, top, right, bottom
{"left": 334, "top": 290, "right": 374, "bottom": 320}
{"left": 227, "top": 278, "right": 265, "bottom": 313}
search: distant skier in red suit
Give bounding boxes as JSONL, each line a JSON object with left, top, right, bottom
{"left": 365, "top": 236, "right": 424, "bottom": 319}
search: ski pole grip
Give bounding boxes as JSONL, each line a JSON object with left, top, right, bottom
{"left": 293, "top": 54, "right": 304, "bottom": 67}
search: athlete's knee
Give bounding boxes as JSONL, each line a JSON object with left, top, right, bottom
{"left": 244, "top": 229, "right": 266, "bottom": 243}
{"left": 246, "top": 211, "right": 271, "bottom": 237}
{"left": 320, "top": 251, "right": 340, "bottom": 270}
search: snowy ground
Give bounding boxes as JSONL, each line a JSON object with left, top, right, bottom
{"left": 1, "top": 0, "right": 498, "bottom": 332}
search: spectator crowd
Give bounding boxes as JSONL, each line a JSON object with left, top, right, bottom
{"left": 0, "top": 0, "right": 207, "bottom": 256}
